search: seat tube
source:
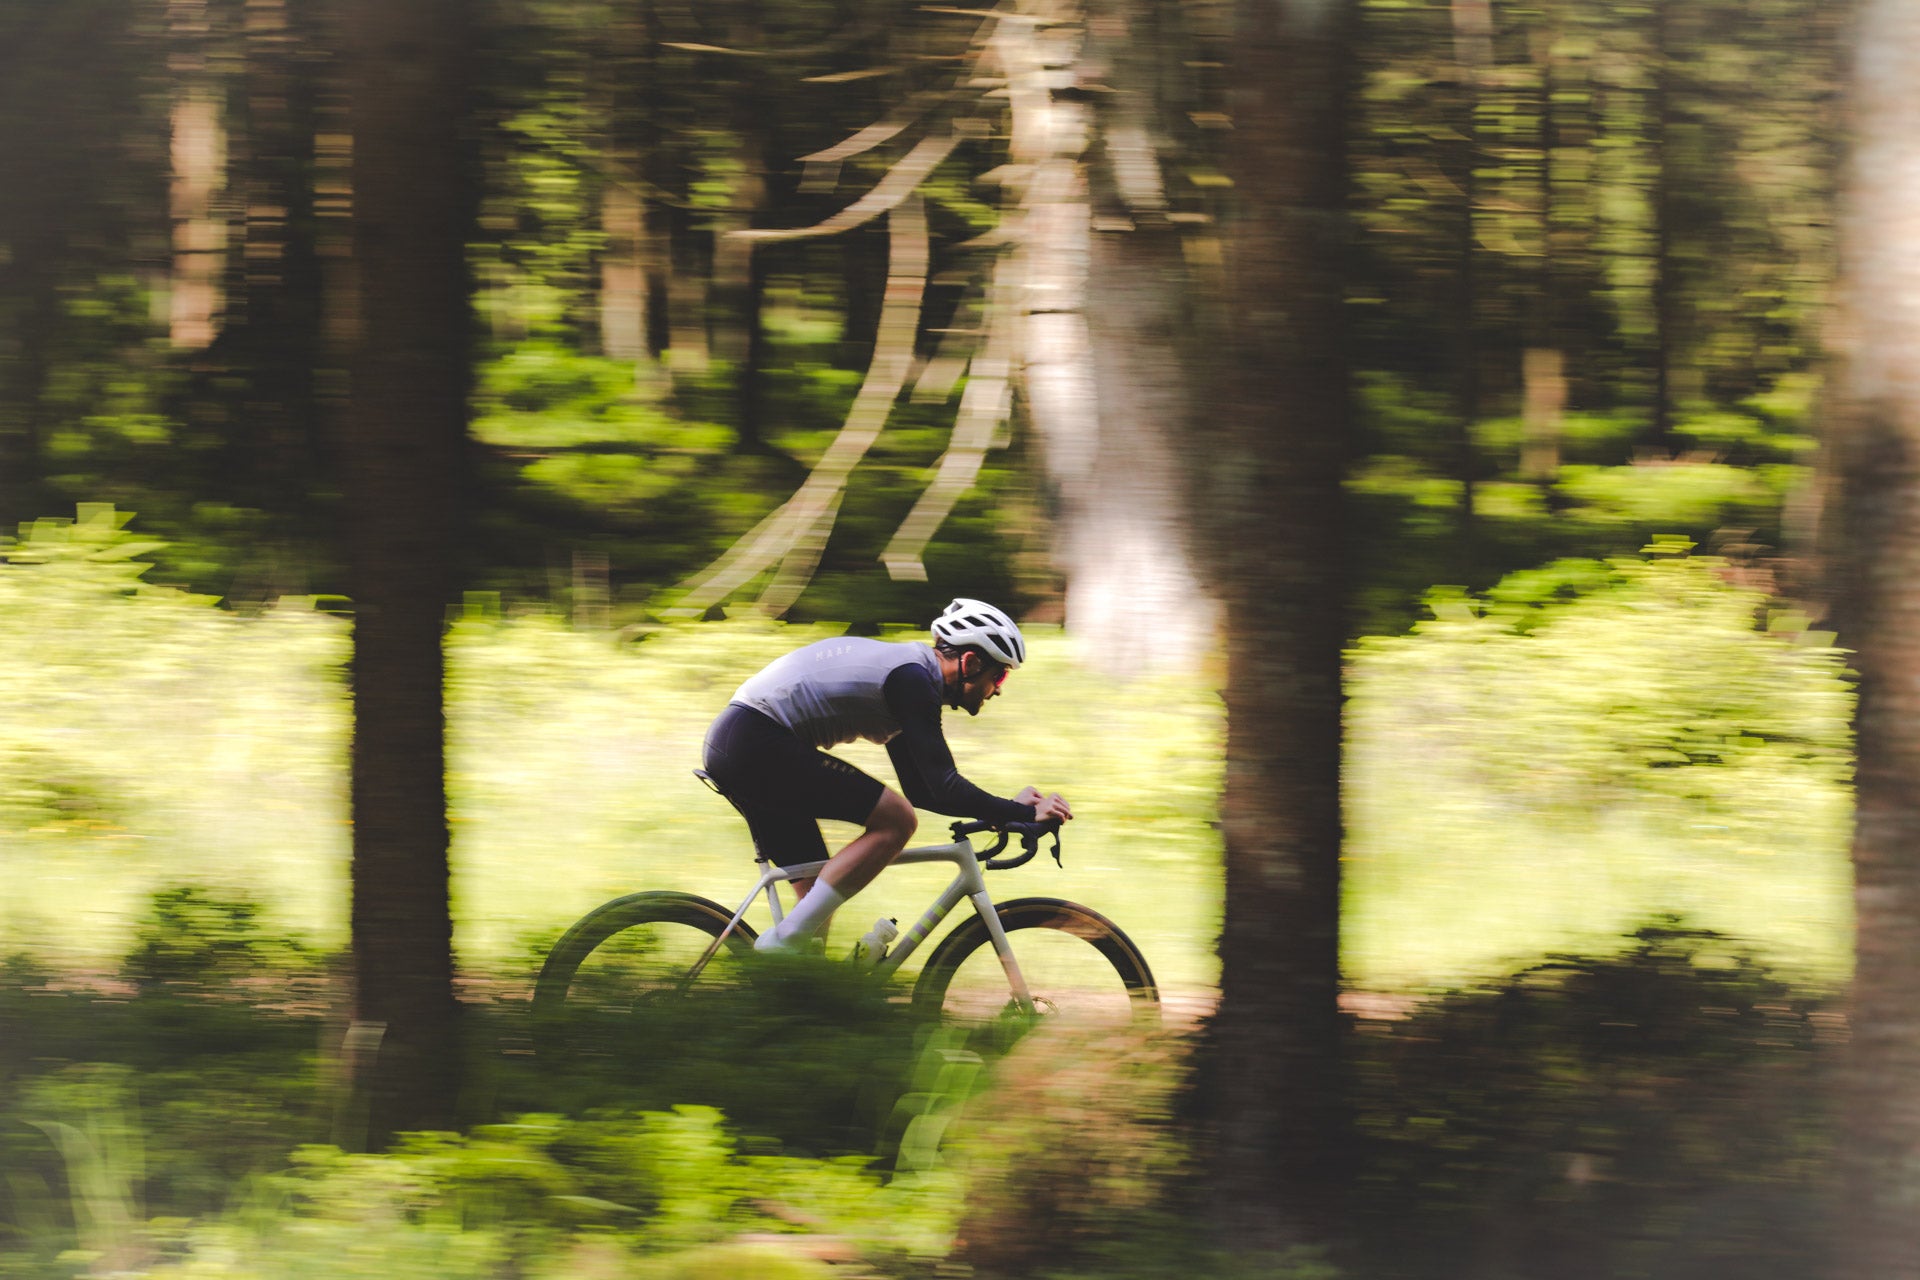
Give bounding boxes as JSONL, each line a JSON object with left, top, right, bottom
{"left": 971, "top": 890, "right": 1035, "bottom": 1012}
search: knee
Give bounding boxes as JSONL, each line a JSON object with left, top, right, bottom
{"left": 869, "top": 790, "right": 917, "bottom": 844}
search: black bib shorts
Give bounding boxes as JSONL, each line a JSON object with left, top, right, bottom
{"left": 701, "top": 703, "right": 888, "bottom": 866}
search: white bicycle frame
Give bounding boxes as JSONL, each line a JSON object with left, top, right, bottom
{"left": 695, "top": 832, "right": 1037, "bottom": 1011}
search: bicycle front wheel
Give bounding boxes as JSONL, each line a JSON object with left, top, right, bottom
{"left": 533, "top": 891, "right": 755, "bottom": 1052}
{"left": 911, "top": 896, "right": 1158, "bottom": 1029}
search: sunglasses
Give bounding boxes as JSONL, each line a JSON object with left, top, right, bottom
{"left": 960, "top": 653, "right": 1010, "bottom": 690}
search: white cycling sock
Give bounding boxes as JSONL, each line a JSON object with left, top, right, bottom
{"left": 755, "top": 882, "right": 846, "bottom": 952}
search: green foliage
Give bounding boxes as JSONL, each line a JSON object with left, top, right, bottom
{"left": 1, "top": 1066, "right": 147, "bottom": 1278}
{"left": 210, "top": 1107, "right": 956, "bottom": 1279}
{"left": 0, "top": 889, "right": 978, "bottom": 1276}
{"left": 947, "top": 1025, "right": 1192, "bottom": 1279}
{"left": 1343, "top": 0, "right": 1838, "bottom": 629}
{"left": 0, "top": 510, "right": 1861, "bottom": 994}
{"left": 0, "top": 887, "right": 1851, "bottom": 1280}
{"left": 1349, "top": 372, "right": 1819, "bottom": 634}
{"left": 1556, "top": 461, "right": 1783, "bottom": 528}
{"left": 5, "top": 1089, "right": 958, "bottom": 1279}
{"left": 473, "top": 343, "right": 740, "bottom": 516}
{"left": 1347, "top": 550, "right": 1852, "bottom": 987}
{"left": 119, "top": 888, "right": 313, "bottom": 996}
{"left": 1352, "top": 919, "right": 1835, "bottom": 1280}
{"left": 0, "top": 508, "right": 349, "bottom": 961}
{"left": 510, "top": 950, "right": 933, "bottom": 1157}
{"left": 1355, "top": 551, "right": 1849, "bottom": 816}
{"left": 465, "top": 332, "right": 1044, "bottom": 624}
{"left": 1, "top": 884, "right": 330, "bottom": 1246}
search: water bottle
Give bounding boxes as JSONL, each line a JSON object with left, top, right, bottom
{"left": 855, "top": 916, "right": 899, "bottom": 964}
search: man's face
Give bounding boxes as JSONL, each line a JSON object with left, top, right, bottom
{"left": 954, "top": 655, "right": 1009, "bottom": 716}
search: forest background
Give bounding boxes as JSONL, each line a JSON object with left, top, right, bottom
{"left": 0, "top": 0, "right": 1898, "bottom": 1277}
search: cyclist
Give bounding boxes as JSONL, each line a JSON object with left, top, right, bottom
{"left": 702, "top": 598, "right": 1072, "bottom": 954}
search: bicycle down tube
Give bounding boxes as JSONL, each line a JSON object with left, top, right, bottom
{"left": 688, "top": 835, "right": 1039, "bottom": 1011}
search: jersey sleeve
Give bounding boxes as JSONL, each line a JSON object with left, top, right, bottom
{"left": 882, "top": 663, "right": 1038, "bottom": 825}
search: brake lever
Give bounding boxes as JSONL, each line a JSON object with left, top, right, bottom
{"left": 1021, "top": 825, "right": 1064, "bottom": 867}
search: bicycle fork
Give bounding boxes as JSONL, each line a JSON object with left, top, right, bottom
{"left": 972, "top": 890, "right": 1037, "bottom": 1014}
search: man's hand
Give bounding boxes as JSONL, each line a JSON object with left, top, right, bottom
{"left": 1015, "top": 786, "right": 1072, "bottom": 823}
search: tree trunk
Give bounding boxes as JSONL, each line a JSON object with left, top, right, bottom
{"left": 167, "top": 0, "right": 225, "bottom": 352}
{"left": 341, "top": 0, "right": 470, "bottom": 1146}
{"left": 1193, "top": 0, "right": 1352, "bottom": 1253}
{"left": 1647, "top": 0, "right": 1677, "bottom": 453}
{"left": 666, "top": 203, "right": 712, "bottom": 375}
{"left": 0, "top": 6, "right": 114, "bottom": 527}
{"left": 1449, "top": 0, "right": 1489, "bottom": 550}
{"left": 714, "top": 57, "right": 772, "bottom": 450}
{"left": 1521, "top": 21, "right": 1563, "bottom": 491}
{"left": 1074, "top": 225, "right": 1218, "bottom": 675}
{"left": 840, "top": 225, "right": 885, "bottom": 371}
{"left": 1833, "top": 4, "right": 1920, "bottom": 1275}
{"left": 1017, "top": 0, "right": 1217, "bottom": 676}
{"left": 599, "top": 162, "right": 649, "bottom": 362}
{"left": 231, "top": 0, "right": 324, "bottom": 532}
{"left": 599, "top": 152, "right": 668, "bottom": 395}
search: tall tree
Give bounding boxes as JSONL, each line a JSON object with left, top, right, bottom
{"left": 1832, "top": 1, "right": 1920, "bottom": 1274}
{"left": 228, "top": 0, "right": 325, "bottom": 517}
{"left": 1446, "top": 0, "right": 1488, "bottom": 548}
{"left": 1645, "top": 0, "right": 1681, "bottom": 453}
{"left": 1193, "top": 0, "right": 1353, "bottom": 1252}
{"left": 341, "top": 0, "right": 471, "bottom": 1144}
{"left": 1520, "top": 11, "right": 1567, "bottom": 491}
{"left": 1029, "top": 0, "right": 1219, "bottom": 676}
{"left": 0, "top": 0, "right": 154, "bottom": 531}
{"left": 166, "top": 0, "right": 226, "bottom": 353}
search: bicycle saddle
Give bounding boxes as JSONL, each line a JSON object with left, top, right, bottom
{"left": 695, "top": 768, "right": 777, "bottom": 864}
{"left": 694, "top": 768, "right": 757, "bottom": 824}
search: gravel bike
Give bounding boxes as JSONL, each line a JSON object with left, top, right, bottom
{"left": 533, "top": 770, "right": 1158, "bottom": 1041}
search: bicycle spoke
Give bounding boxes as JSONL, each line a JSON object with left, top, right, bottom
{"left": 941, "top": 929, "right": 1139, "bottom": 1024}
{"left": 534, "top": 892, "right": 756, "bottom": 1056}
{"left": 565, "top": 920, "right": 746, "bottom": 1014}
{"left": 913, "top": 897, "right": 1158, "bottom": 1033}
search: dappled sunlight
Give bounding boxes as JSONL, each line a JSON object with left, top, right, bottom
{"left": 0, "top": 528, "right": 1858, "bottom": 997}
{"left": 0, "top": 0, "right": 1877, "bottom": 1264}
{"left": 1345, "top": 551, "right": 1853, "bottom": 990}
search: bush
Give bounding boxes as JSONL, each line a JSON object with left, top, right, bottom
{"left": 1351, "top": 919, "right": 1837, "bottom": 1280}
{"left": 947, "top": 1024, "right": 1191, "bottom": 1278}
{"left": 120, "top": 887, "right": 314, "bottom": 995}
{"left": 1346, "top": 547, "right": 1853, "bottom": 986}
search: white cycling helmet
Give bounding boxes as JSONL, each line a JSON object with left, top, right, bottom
{"left": 930, "top": 597, "right": 1026, "bottom": 669}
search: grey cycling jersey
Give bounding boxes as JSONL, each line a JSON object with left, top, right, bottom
{"left": 730, "top": 637, "right": 944, "bottom": 751}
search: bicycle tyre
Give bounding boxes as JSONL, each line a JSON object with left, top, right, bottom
{"left": 910, "top": 896, "right": 1158, "bottom": 1025}
{"left": 533, "top": 891, "right": 756, "bottom": 1048}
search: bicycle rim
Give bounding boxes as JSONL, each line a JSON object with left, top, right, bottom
{"left": 534, "top": 892, "right": 755, "bottom": 1054}
{"left": 911, "top": 897, "right": 1158, "bottom": 1031}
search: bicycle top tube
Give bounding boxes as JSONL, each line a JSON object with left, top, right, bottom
{"left": 738, "top": 836, "right": 992, "bottom": 976}
{"left": 753, "top": 835, "right": 983, "bottom": 886}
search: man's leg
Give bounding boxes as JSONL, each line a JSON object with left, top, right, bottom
{"left": 819, "top": 788, "right": 917, "bottom": 896}
{"left": 756, "top": 789, "right": 916, "bottom": 952}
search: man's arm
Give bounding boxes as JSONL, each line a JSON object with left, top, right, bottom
{"left": 883, "top": 664, "right": 1037, "bottom": 825}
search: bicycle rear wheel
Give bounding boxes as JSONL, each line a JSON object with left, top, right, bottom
{"left": 533, "top": 891, "right": 755, "bottom": 1052}
{"left": 911, "top": 897, "right": 1158, "bottom": 1029}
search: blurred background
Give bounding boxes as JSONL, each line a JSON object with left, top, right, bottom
{"left": 0, "top": 0, "right": 1890, "bottom": 1276}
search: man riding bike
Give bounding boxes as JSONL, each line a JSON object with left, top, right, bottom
{"left": 701, "top": 598, "right": 1073, "bottom": 954}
